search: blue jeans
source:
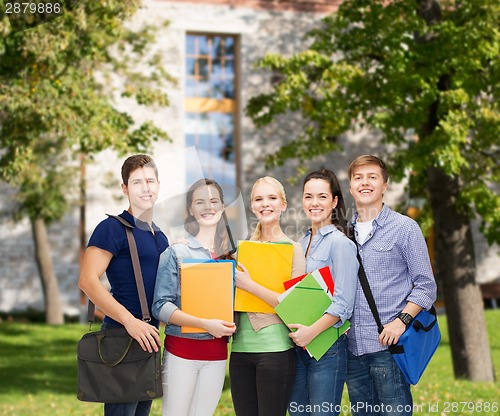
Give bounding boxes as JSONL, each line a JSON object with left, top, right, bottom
{"left": 346, "top": 350, "right": 412, "bottom": 416}
{"left": 100, "top": 322, "right": 153, "bottom": 416}
{"left": 288, "top": 334, "right": 347, "bottom": 416}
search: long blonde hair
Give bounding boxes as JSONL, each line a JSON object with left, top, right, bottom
{"left": 250, "top": 176, "right": 287, "bottom": 241}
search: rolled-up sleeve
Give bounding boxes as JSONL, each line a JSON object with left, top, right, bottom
{"left": 152, "top": 247, "right": 180, "bottom": 324}
{"left": 405, "top": 221, "right": 437, "bottom": 310}
{"left": 325, "top": 237, "right": 359, "bottom": 327}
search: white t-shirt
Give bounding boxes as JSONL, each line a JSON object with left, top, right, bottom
{"left": 355, "top": 219, "right": 374, "bottom": 245}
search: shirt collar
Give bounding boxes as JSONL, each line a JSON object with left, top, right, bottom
{"left": 374, "top": 203, "right": 391, "bottom": 227}
{"left": 352, "top": 203, "right": 390, "bottom": 228}
{"left": 185, "top": 234, "right": 205, "bottom": 249}
{"left": 121, "top": 210, "right": 160, "bottom": 232}
{"left": 305, "top": 224, "right": 338, "bottom": 238}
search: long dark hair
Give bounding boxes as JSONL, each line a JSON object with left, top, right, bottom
{"left": 303, "top": 169, "right": 348, "bottom": 235}
{"left": 184, "top": 178, "right": 235, "bottom": 259}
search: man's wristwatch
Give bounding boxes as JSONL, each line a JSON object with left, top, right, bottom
{"left": 397, "top": 312, "right": 413, "bottom": 326}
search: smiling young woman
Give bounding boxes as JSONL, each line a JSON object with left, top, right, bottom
{"left": 230, "top": 176, "right": 305, "bottom": 416}
{"left": 287, "top": 169, "right": 358, "bottom": 416}
{"left": 152, "top": 178, "right": 236, "bottom": 416}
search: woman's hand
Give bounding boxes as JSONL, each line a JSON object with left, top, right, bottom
{"left": 235, "top": 262, "right": 255, "bottom": 292}
{"left": 288, "top": 323, "right": 316, "bottom": 348}
{"left": 289, "top": 314, "right": 339, "bottom": 348}
{"left": 203, "top": 319, "right": 236, "bottom": 338}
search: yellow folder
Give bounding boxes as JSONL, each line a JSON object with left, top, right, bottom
{"left": 180, "top": 259, "right": 235, "bottom": 333}
{"left": 234, "top": 241, "right": 294, "bottom": 314}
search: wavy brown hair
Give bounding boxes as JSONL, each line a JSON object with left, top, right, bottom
{"left": 184, "top": 178, "right": 235, "bottom": 259}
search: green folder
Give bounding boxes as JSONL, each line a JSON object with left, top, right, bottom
{"left": 274, "top": 273, "right": 350, "bottom": 360}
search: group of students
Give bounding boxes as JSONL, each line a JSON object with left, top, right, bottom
{"left": 79, "top": 153, "right": 437, "bottom": 416}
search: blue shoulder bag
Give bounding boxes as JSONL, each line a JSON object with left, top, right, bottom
{"left": 355, "top": 251, "right": 441, "bottom": 385}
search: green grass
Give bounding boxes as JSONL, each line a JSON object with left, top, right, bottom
{"left": 0, "top": 310, "right": 499, "bottom": 415}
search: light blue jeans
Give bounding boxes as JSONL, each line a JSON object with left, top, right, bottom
{"left": 288, "top": 334, "right": 347, "bottom": 416}
{"left": 346, "top": 349, "right": 412, "bottom": 416}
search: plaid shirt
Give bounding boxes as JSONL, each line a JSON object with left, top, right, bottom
{"left": 347, "top": 204, "right": 437, "bottom": 356}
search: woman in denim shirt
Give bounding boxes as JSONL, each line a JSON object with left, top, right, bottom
{"left": 152, "top": 178, "right": 236, "bottom": 416}
{"left": 288, "top": 169, "right": 359, "bottom": 416}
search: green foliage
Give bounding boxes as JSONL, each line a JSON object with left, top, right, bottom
{"left": 0, "top": 0, "right": 174, "bottom": 224}
{"left": 247, "top": 0, "right": 500, "bottom": 244}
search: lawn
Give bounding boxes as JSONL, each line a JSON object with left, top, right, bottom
{"left": 0, "top": 310, "right": 499, "bottom": 415}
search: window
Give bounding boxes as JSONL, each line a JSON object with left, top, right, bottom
{"left": 185, "top": 34, "right": 238, "bottom": 196}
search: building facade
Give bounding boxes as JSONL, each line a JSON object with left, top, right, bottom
{"left": 0, "top": 0, "right": 498, "bottom": 317}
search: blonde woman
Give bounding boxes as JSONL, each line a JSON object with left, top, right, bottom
{"left": 230, "top": 176, "right": 306, "bottom": 416}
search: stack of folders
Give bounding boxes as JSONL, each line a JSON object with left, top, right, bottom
{"left": 275, "top": 267, "right": 350, "bottom": 360}
{"left": 283, "top": 266, "right": 334, "bottom": 294}
{"left": 179, "top": 259, "right": 235, "bottom": 333}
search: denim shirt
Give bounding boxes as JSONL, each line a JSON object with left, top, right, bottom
{"left": 152, "top": 235, "right": 226, "bottom": 340}
{"left": 300, "top": 225, "right": 359, "bottom": 327}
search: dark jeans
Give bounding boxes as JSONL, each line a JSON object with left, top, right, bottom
{"left": 347, "top": 349, "right": 412, "bottom": 416}
{"left": 229, "top": 349, "right": 295, "bottom": 416}
{"left": 288, "top": 334, "right": 347, "bottom": 416}
{"left": 104, "top": 401, "right": 152, "bottom": 416}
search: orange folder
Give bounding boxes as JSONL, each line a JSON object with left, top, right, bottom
{"left": 234, "top": 241, "right": 294, "bottom": 314}
{"left": 180, "top": 259, "right": 235, "bottom": 333}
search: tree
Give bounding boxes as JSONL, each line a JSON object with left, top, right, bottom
{"left": 247, "top": 0, "right": 499, "bottom": 381}
{"left": 0, "top": 1, "right": 174, "bottom": 323}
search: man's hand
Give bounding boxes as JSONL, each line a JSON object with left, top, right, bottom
{"left": 378, "top": 319, "right": 406, "bottom": 346}
{"left": 123, "top": 317, "right": 161, "bottom": 353}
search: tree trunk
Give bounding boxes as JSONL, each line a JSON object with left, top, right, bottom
{"left": 79, "top": 153, "right": 88, "bottom": 324}
{"left": 416, "top": 0, "right": 494, "bottom": 382}
{"left": 31, "top": 217, "right": 64, "bottom": 324}
{"left": 427, "top": 167, "right": 494, "bottom": 381}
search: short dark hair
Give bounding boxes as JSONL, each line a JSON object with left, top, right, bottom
{"left": 121, "top": 154, "right": 158, "bottom": 185}
{"left": 348, "top": 155, "right": 388, "bottom": 183}
{"left": 303, "top": 168, "right": 348, "bottom": 235}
